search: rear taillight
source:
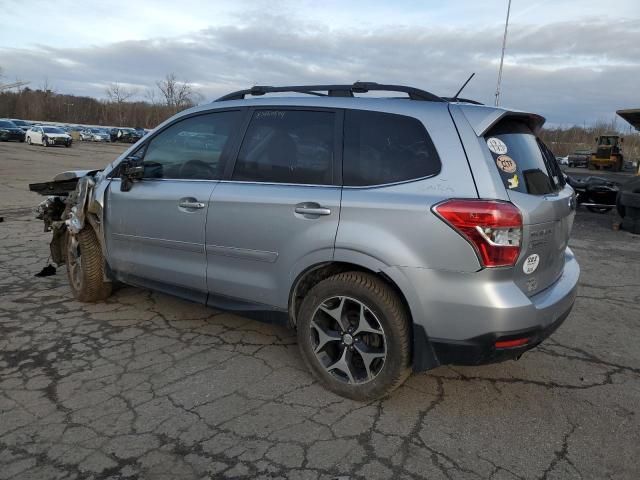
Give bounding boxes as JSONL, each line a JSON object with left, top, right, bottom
{"left": 433, "top": 199, "right": 522, "bottom": 268}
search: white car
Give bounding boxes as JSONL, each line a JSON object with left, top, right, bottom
{"left": 26, "top": 126, "right": 73, "bottom": 147}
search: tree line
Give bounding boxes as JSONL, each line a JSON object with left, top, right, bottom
{"left": 0, "top": 73, "right": 203, "bottom": 129}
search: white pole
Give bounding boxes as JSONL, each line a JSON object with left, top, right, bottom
{"left": 495, "top": 0, "right": 512, "bottom": 107}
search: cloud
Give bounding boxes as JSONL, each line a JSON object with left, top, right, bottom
{"left": 1, "top": 14, "right": 638, "bottom": 126}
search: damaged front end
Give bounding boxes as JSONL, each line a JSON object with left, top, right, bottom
{"left": 30, "top": 170, "right": 103, "bottom": 267}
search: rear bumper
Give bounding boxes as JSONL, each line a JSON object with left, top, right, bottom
{"left": 387, "top": 248, "right": 580, "bottom": 371}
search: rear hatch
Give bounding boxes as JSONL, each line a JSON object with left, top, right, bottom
{"left": 483, "top": 119, "right": 575, "bottom": 296}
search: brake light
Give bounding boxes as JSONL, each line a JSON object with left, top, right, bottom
{"left": 433, "top": 200, "right": 522, "bottom": 267}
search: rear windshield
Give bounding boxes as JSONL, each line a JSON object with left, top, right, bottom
{"left": 485, "top": 120, "right": 564, "bottom": 195}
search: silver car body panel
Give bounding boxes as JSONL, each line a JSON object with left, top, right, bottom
{"left": 53, "top": 94, "right": 578, "bottom": 360}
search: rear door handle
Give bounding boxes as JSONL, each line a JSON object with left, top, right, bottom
{"left": 179, "top": 200, "right": 206, "bottom": 209}
{"left": 295, "top": 206, "right": 331, "bottom": 216}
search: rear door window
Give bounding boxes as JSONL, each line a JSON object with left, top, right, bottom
{"left": 232, "top": 109, "right": 335, "bottom": 185}
{"left": 485, "top": 120, "right": 562, "bottom": 195}
{"left": 343, "top": 110, "right": 440, "bottom": 186}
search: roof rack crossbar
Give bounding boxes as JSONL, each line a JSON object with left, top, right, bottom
{"left": 215, "top": 82, "right": 444, "bottom": 102}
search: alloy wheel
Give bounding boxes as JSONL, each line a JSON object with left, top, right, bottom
{"left": 309, "top": 296, "right": 387, "bottom": 384}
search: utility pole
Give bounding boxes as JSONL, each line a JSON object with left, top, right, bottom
{"left": 494, "top": 0, "right": 512, "bottom": 107}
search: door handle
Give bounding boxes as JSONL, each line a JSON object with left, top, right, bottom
{"left": 295, "top": 206, "right": 331, "bottom": 216}
{"left": 179, "top": 200, "right": 206, "bottom": 209}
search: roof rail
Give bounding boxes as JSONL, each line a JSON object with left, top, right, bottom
{"left": 441, "top": 97, "right": 484, "bottom": 105}
{"left": 215, "top": 82, "right": 444, "bottom": 102}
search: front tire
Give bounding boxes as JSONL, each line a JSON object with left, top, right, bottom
{"left": 43, "top": 137, "right": 49, "bottom": 147}
{"left": 66, "top": 228, "right": 112, "bottom": 302}
{"left": 297, "top": 272, "right": 411, "bottom": 401}
{"left": 26, "top": 136, "right": 32, "bottom": 145}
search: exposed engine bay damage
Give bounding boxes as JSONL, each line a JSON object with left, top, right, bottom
{"left": 31, "top": 173, "right": 106, "bottom": 275}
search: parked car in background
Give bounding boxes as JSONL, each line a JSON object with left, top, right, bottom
{"left": 556, "top": 155, "right": 569, "bottom": 166}
{"left": 568, "top": 150, "right": 590, "bottom": 167}
{"left": 110, "top": 127, "right": 143, "bottom": 143}
{"left": 28, "top": 82, "right": 579, "bottom": 400}
{"left": 81, "top": 128, "right": 111, "bottom": 142}
{"left": 0, "top": 119, "right": 26, "bottom": 142}
{"left": 26, "top": 125, "right": 73, "bottom": 147}
{"left": 7, "top": 119, "right": 33, "bottom": 133}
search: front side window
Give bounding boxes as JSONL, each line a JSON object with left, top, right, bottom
{"left": 142, "top": 110, "right": 241, "bottom": 180}
{"left": 485, "top": 120, "right": 561, "bottom": 195}
{"left": 343, "top": 110, "right": 441, "bottom": 186}
{"left": 232, "top": 110, "right": 335, "bottom": 185}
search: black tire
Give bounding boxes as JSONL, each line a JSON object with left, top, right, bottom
{"left": 65, "top": 228, "right": 112, "bottom": 302}
{"left": 616, "top": 192, "right": 626, "bottom": 218}
{"left": 26, "top": 136, "right": 31, "bottom": 145}
{"left": 620, "top": 191, "right": 640, "bottom": 209}
{"left": 297, "top": 271, "right": 411, "bottom": 401}
{"left": 43, "top": 137, "right": 49, "bottom": 147}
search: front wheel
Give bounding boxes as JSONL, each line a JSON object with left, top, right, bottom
{"left": 297, "top": 272, "right": 411, "bottom": 401}
{"left": 43, "top": 137, "right": 49, "bottom": 147}
{"left": 26, "top": 136, "right": 32, "bottom": 145}
{"left": 66, "top": 228, "right": 113, "bottom": 302}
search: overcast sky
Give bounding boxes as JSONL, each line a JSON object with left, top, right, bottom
{"left": 1, "top": 0, "right": 639, "bottom": 127}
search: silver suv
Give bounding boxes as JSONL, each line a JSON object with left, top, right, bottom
{"left": 31, "top": 82, "right": 579, "bottom": 400}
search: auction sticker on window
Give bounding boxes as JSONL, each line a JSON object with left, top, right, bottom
{"left": 486, "top": 137, "right": 508, "bottom": 155}
{"left": 496, "top": 155, "right": 517, "bottom": 173}
{"left": 523, "top": 254, "right": 540, "bottom": 274}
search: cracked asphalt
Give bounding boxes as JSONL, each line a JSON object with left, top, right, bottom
{"left": 1, "top": 141, "right": 639, "bottom": 479}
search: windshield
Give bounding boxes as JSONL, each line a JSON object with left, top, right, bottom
{"left": 485, "top": 120, "right": 563, "bottom": 195}
{"left": 0, "top": 120, "right": 17, "bottom": 128}
{"left": 43, "top": 127, "right": 65, "bottom": 134}
{"left": 11, "top": 120, "right": 28, "bottom": 126}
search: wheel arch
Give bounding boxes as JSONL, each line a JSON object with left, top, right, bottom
{"left": 288, "top": 254, "right": 440, "bottom": 372}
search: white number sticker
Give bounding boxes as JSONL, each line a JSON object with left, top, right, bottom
{"left": 486, "top": 137, "right": 508, "bottom": 155}
{"left": 523, "top": 254, "right": 540, "bottom": 275}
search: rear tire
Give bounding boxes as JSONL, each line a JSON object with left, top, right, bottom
{"left": 65, "top": 228, "right": 112, "bottom": 302}
{"left": 297, "top": 271, "right": 411, "bottom": 401}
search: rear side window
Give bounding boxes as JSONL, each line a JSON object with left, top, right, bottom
{"left": 232, "top": 110, "right": 335, "bottom": 185}
{"left": 485, "top": 120, "right": 562, "bottom": 195}
{"left": 343, "top": 110, "right": 440, "bottom": 186}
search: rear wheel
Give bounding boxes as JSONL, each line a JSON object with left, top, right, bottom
{"left": 66, "top": 228, "right": 112, "bottom": 302}
{"left": 297, "top": 272, "right": 411, "bottom": 401}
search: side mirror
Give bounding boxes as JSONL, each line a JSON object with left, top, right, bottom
{"left": 119, "top": 156, "right": 144, "bottom": 192}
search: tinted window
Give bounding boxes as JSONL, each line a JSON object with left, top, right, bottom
{"left": 43, "top": 127, "right": 65, "bottom": 133}
{"left": 485, "top": 120, "right": 561, "bottom": 195}
{"left": 343, "top": 110, "right": 440, "bottom": 186}
{"left": 232, "top": 110, "right": 334, "bottom": 185}
{"left": 0, "top": 120, "right": 16, "bottom": 128}
{"left": 142, "top": 111, "right": 241, "bottom": 180}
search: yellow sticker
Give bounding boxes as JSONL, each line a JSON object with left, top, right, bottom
{"left": 496, "top": 155, "right": 517, "bottom": 174}
{"left": 508, "top": 174, "right": 519, "bottom": 189}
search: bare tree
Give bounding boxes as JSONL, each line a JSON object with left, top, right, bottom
{"left": 105, "top": 82, "right": 136, "bottom": 104}
{"left": 105, "top": 82, "right": 137, "bottom": 126}
{"left": 156, "top": 73, "right": 201, "bottom": 111}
